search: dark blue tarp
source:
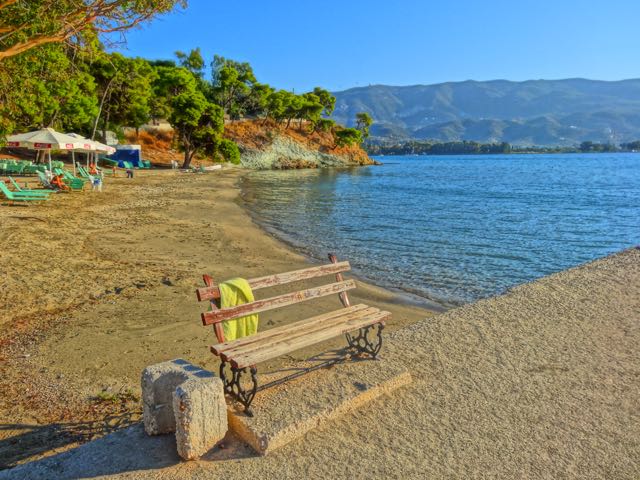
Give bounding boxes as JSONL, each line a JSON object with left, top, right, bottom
{"left": 108, "top": 147, "right": 142, "bottom": 167}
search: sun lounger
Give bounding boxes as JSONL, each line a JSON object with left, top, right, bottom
{"left": 8, "top": 177, "right": 53, "bottom": 197}
{"left": 0, "top": 182, "right": 49, "bottom": 203}
{"left": 53, "top": 168, "right": 85, "bottom": 190}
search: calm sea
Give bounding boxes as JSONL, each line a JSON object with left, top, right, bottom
{"left": 241, "top": 154, "right": 640, "bottom": 308}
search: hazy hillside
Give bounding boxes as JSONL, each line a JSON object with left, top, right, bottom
{"left": 332, "top": 79, "right": 640, "bottom": 145}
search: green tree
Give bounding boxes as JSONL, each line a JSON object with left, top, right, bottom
{"left": 299, "top": 93, "right": 324, "bottom": 128}
{"left": 0, "top": 0, "right": 186, "bottom": 61}
{"left": 169, "top": 90, "right": 224, "bottom": 168}
{"left": 355, "top": 112, "right": 373, "bottom": 139}
{"left": 314, "top": 118, "right": 335, "bottom": 133}
{"left": 245, "top": 83, "right": 273, "bottom": 117}
{"left": 210, "top": 55, "right": 257, "bottom": 117}
{"left": 175, "top": 48, "right": 205, "bottom": 78}
{"left": 312, "top": 87, "right": 336, "bottom": 116}
{"left": 90, "top": 53, "right": 157, "bottom": 139}
{"left": 283, "top": 92, "right": 303, "bottom": 128}
{"left": 149, "top": 65, "right": 198, "bottom": 123}
{"left": 0, "top": 43, "right": 98, "bottom": 138}
{"left": 334, "top": 127, "right": 362, "bottom": 147}
{"left": 265, "top": 90, "right": 289, "bottom": 124}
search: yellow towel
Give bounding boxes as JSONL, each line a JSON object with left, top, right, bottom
{"left": 218, "top": 277, "right": 259, "bottom": 341}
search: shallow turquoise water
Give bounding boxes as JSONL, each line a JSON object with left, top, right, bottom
{"left": 242, "top": 154, "right": 640, "bottom": 307}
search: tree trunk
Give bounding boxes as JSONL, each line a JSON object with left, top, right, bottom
{"left": 181, "top": 149, "right": 192, "bottom": 169}
{"left": 102, "top": 109, "right": 110, "bottom": 143}
{"left": 92, "top": 77, "right": 116, "bottom": 140}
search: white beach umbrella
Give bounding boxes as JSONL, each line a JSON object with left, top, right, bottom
{"left": 91, "top": 139, "right": 116, "bottom": 168}
{"left": 6, "top": 127, "right": 86, "bottom": 171}
{"left": 67, "top": 133, "right": 115, "bottom": 170}
{"left": 67, "top": 133, "right": 98, "bottom": 174}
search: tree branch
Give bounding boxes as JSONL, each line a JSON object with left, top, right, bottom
{"left": 0, "top": 0, "right": 183, "bottom": 61}
{"left": 0, "top": 34, "right": 67, "bottom": 60}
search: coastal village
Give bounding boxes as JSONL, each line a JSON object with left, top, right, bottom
{"left": 1, "top": 1, "right": 639, "bottom": 479}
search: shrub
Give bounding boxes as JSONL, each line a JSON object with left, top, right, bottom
{"left": 334, "top": 127, "right": 362, "bottom": 147}
{"left": 218, "top": 138, "right": 241, "bottom": 164}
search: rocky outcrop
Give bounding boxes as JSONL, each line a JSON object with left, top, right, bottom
{"left": 223, "top": 119, "right": 376, "bottom": 170}
{"left": 239, "top": 135, "right": 374, "bottom": 169}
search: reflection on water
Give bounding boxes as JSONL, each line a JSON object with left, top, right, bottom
{"left": 242, "top": 154, "right": 640, "bottom": 307}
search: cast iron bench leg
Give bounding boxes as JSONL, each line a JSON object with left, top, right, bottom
{"left": 219, "top": 360, "right": 259, "bottom": 417}
{"left": 346, "top": 322, "right": 384, "bottom": 359}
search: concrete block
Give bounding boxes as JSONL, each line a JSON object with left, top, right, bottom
{"left": 141, "top": 359, "right": 216, "bottom": 435}
{"left": 227, "top": 355, "right": 412, "bottom": 455}
{"left": 173, "top": 377, "right": 227, "bottom": 460}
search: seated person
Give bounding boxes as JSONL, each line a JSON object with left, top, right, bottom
{"left": 51, "top": 173, "right": 69, "bottom": 191}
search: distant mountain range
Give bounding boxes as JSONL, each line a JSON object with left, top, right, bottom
{"left": 331, "top": 79, "right": 640, "bottom": 146}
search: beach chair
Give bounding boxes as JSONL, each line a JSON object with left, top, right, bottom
{"left": 53, "top": 168, "right": 85, "bottom": 191}
{"left": 0, "top": 182, "right": 48, "bottom": 203}
{"left": 194, "top": 254, "right": 388, "bottom": 416}
{"left": 8, "top": 177, "right": 53, "bottom": 197}
{"left": 6, "top": 162, "right": 25, "bottom": 175}
{"left": 76, "top": 164, "right": 91, "bottom": 179}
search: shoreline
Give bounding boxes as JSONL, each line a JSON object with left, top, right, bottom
{"left": 0, "top": 168, "right": 433, "bottom": 469}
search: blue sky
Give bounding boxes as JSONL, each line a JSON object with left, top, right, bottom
{"left": 118, "top": 0, "right": 640, "bottom": 92}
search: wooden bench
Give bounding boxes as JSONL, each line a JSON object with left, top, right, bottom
{"left": 195, "top": 254, "right": 389, "bottom": 416}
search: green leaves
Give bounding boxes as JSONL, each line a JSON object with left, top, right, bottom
{"left": 90, "top": 51, "right": 158, "bottom": 137}
{"left": 169, "top": 88, "right": 224, "bottom": 167}
{"left": 334, "top": 127, "right": 363, "bottom": 147}
{"left": 0, "top": 43, "right": 99, "bottom": 137}
{"left": 218, "top": 138, "right": 241, "bottom": 164}
{"left": 313, "top": 87, "right": 336, "bottom": 116}
{"left": 355, "top": 112, "right": 373, "bottom": 138}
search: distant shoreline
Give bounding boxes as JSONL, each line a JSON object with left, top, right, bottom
{"left": 369, "top": 150, "right": 640, "bottom": 157}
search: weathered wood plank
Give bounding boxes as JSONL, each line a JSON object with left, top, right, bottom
{"left": 232, "top": 311, "right": 390, "bottom": 368}
{"left": 329, "top": 253, "right": 351, "bottom": 307}
{"left": 218, "top": 306, "right": 380, "bottom": 361}
{"left": 196, "top": 261, "right": 351, "bottom": 301}
{"left": 201, "top": 280, "right": 357, "bottom": 326}
{"left": 203, "top": 274, "right": 225, "bottom": 343}
{"left": 212, "top": 304, "right": 371, "bottom": 356}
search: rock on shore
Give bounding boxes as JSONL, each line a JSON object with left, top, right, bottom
{"left": 239, "top": 135, "right": 371, "bottom": 169}
{"left": 223, "top": 119, "right": 376, "bottom": 169}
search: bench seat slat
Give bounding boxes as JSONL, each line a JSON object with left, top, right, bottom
{"left": 196, "top": 261, "right": 351, "bottom": 301}
{"left": 226, "top": 310, "right": 389, "bottom": 369}
{"left": 212, "top": 304, "right": 370, "bottom": 356}
{"left": 218, "top": 306, "right": 380, "bottom": 361}
{"left": 201, "top": 279, "right": 356, "bottom": 326}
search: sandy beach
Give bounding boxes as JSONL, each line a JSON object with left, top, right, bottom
{"left": 0, "top": 169, "right": 431, "bottom": 469}
{"left": 1, "top": 169, "right": 638, "bottom": 479}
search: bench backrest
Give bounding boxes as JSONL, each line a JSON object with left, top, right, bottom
{"left": 196, "top": 254, "right": 353, "bottom": 343}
